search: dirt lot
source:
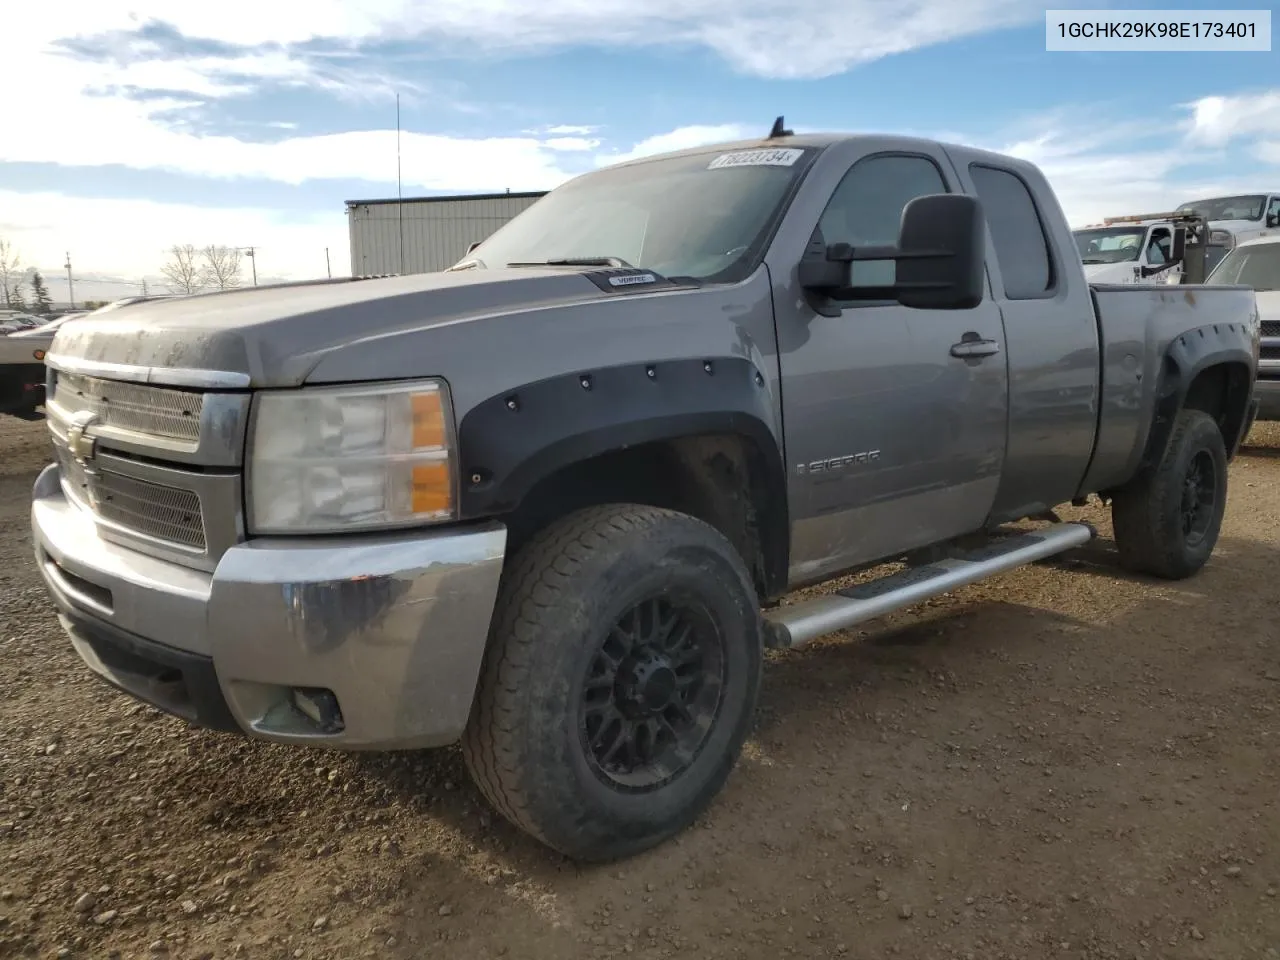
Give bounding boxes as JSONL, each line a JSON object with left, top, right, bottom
{"left": 2, "top": 414, "right": 1279, "bottom": 960}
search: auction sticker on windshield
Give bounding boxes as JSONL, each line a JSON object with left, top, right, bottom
{"left": 707, "top": 148, "right": 803, "bottom": 169}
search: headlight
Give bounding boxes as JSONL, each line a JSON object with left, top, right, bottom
{"left": 247, "top": 378, "right": 455, "bottom": 534}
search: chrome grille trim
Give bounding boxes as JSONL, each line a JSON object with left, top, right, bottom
{"left": 43, "top": 353, "right": 252, "bottom": 389}
{"left": 45, "top": 369, "right": 249, "bottom": 572}
{"left": 94, "top": 473, "right": 206, "bottom": 550}
{"left": 51, "top": 372, "right": 204, "bottom": 442}
{"left": 45, "top": 372, "right": 250, "bottom": 468}
{"left": 54, "top": 442, "right": 208, "bottom": 552}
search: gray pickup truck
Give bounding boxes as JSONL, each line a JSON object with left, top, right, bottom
{"left": 32, "top": 123, "right": 1261, "bottom": 862}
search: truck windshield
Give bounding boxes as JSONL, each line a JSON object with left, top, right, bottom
{"left": 1175, "top": 195, "right": 1266, "bottom": 221}
{"left": 455, "top": 147, "right": 815, "bottom": 283}
{"left": 1205, "top": 242, "right": 1280, "bottom": 291}
{"left": 1073, "top": 227, "right": 1146, "bottom": 263}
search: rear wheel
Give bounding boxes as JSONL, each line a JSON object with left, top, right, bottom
{"left": 461, "top": 503, "right": 763, "bottom": 861}
{"left": 1111, "top": 408, "right": 1228, "bottom": 579}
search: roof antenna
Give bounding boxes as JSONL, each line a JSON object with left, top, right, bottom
{"left": 767, "top": 115, "right": 792, "bottom": 139}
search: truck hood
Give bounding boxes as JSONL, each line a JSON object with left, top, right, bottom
{"left": 47, "top": 268, "right": 632, "bottom": 388}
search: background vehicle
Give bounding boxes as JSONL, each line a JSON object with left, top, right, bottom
{"left": 31, "top": 125, "right": 1259, "bottom": 863}
{"left": 0, "top": 313, "right": 48, "bottom": 335}
{"left": 0, "top": 296, "right": 174, "bottom": 419}
{"left": 1073, "top": 211, "right": 1223, "bottom": 284}
{"left": 1174, "top": 192, "right": 1280, "bottom": 259}
{"left": 1206, "top": 233, "right": 1279, "bottom": 429}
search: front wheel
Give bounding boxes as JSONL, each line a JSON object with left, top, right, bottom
{"left": 461, "top": 504, "right": 763, "bottom": 861}
{"left": 1111, "top": 408, "right": 1228, "bottom": 579}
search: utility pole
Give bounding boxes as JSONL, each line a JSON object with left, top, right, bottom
{"left": 141, "top": 278, "right": 150, "bottom": 296}
{"left": 64, "top": 251, "right": 75, "bottom": 310}
{"left": 237, "top": 246, "right": 258, "bottom": 285}
{"left": 396, "top": 91, "right": 404, "bottom": 275}
{"left": 325, "top": 247, "right": 332, "bottom": 278}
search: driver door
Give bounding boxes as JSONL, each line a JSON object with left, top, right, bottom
{"left": 775, "top": 142, "right": 1010, "bottom": 586}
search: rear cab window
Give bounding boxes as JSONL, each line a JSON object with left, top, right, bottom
{"left": 968, "top": 164, "right": 1057, "bottom": 300}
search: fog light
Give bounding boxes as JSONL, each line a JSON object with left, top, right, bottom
{"left": 292, "top": 687, "right": 345, "bottom": 734}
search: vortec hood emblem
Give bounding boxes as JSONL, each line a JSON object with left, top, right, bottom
{"left": 608, "top": 273, "right": 657, "bottom": 287}
{"left": 65, "top": 410, "right": 100, "bottom": 466}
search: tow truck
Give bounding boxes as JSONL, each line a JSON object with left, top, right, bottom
{"left": 1072, "top": 210, "right": 1224, "bottom": 285}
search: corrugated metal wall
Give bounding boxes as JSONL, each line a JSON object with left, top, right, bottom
{"left": 347, "top": 194, "right": 545, "bottom": 276}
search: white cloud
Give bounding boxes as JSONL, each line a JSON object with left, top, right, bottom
{"left": 1183, "top": 90, "right": 1280, "bottom": 146}
{"left": 597, "top": 124, "right": 754, "bottom": 165}
{"left": 543, "top": 137, "right": 603, "bottom": 152}
{"left": 18, "top": 0, "right": 1039, "bottom": 78}
{"left": 4, "top": 2, "right": 1279, "bottom": 284}
{"left": 990, "top": 104, "right": 1279, "bottom": 228}
{"left": 539, "top": 124, "right": 600, "bottom": 136}
{"left": 0, "top": 189, "right": 347, "bottom": 286}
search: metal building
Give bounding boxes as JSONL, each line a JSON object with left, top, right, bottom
{"left": 345, "top": 191, "right": 547, "bottom": 276}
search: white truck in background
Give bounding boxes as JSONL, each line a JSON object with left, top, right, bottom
{"left": 1173, "top": 192, "right": 1280, "bottom": 256}
{"left": 1072, "top": 211, "right": 1223, "bottom": 285}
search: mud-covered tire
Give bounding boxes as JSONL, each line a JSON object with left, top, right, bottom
{"left": 1111, "top": 408, "right": 1228, "bottom": 579}
{"left": 461, "top": 503, "right": 763, "bottom": 862}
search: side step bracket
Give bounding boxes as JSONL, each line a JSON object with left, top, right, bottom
{"left": 764, "top": 522, "right": 1096, "bottom": 650}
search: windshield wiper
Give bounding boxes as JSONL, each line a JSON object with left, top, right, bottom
{"left": 507, "top": 256, "right": 635, "bottom": 268}
{"left": 1080, "top": 258, "right": 1110, "bottom": 264}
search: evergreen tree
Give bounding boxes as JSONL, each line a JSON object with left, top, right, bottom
{"left": 30, "top": 270, "right": 52, "bottom": 314}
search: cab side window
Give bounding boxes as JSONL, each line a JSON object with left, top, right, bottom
{"left": 1267, "top": 196, "right": 1280, "bottom": 226}
{"left": 818, "top": 154, "right": 950, "bottom": 294}
{"left": 968, "top": 164, "right": 1056, "bottom": 300}
{"left": 1147, "top": 228, "right": 1171, "bottom": 264}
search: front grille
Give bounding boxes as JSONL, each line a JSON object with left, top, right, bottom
{"left": 1263, "top": 320, "right": 1280, "bottom": 338}
{"left": 54, "top": 435, "right": 208, "bottom": 553}
{"left": 1262, "top": 345, "right": 1280, "bottom": 361}
{"left": 51, "top": 371, "right": 204, "bottom": 442}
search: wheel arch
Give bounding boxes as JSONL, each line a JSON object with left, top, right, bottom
{"left": 455, "top": 357, "right": 790, "bottom": 600}
{"left": 1133, "top": 324, "right": 1256, "bottom": 477}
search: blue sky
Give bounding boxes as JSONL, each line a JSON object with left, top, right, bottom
{"left": 1, "top": 0, "right": 1277, "bottom": 299}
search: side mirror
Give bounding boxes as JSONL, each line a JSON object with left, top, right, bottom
{"left": 1267, "top": 213, "right": 1279, "bottom": 229}
{"left": 798, "top": 193, "right": 986, "bottom": 314}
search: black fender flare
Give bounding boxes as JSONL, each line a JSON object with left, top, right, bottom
{"left": 1137, "top": 321, "right": 1256, "bottom": 474}
{"left": 454, "top": 357, "right": 789, "bottom": 590}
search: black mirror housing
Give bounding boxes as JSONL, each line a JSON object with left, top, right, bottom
{"left": 894, "top": 193, "right": 986, "bottom": 310}
{"left": 798, "top": 192, "right": 986, "bottom": 312}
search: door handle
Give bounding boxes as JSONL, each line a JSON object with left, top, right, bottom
{"left": 950, "top": 338, "right": 1001, "bottom": 359}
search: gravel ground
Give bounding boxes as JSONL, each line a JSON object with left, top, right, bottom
{"left": 2, "top": 414, "right": 1279, "bottom": 960}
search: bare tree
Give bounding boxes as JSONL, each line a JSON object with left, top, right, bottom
{"left": 161, "top": 244, "right": 206, "bottom": 295}
{"left": 0, "top": 237, "right": 23, "bottom": 308}
{"left": 200, "top": 245, "right": 243, "bottom": 290}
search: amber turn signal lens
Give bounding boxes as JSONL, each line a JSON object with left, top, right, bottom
{"left": 411, "top": 460, "right": 452, "bottom": 515}
{"left": 411, "top": 390, "right": 446, "bottom": 449}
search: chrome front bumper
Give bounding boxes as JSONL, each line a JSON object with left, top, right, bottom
{"left": 31, "top": 463, "right": 507, "bottom": 750}
{"left": 1253, "top": 378, "right": 1280, "bottom": 421}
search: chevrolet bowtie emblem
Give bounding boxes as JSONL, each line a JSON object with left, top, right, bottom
{"left": 65, "top": 410, "right": 99, "bottom": 465}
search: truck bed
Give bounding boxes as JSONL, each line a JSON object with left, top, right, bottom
{"left": 1081, "top": 282, "right": 1258, "bottom": 495}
